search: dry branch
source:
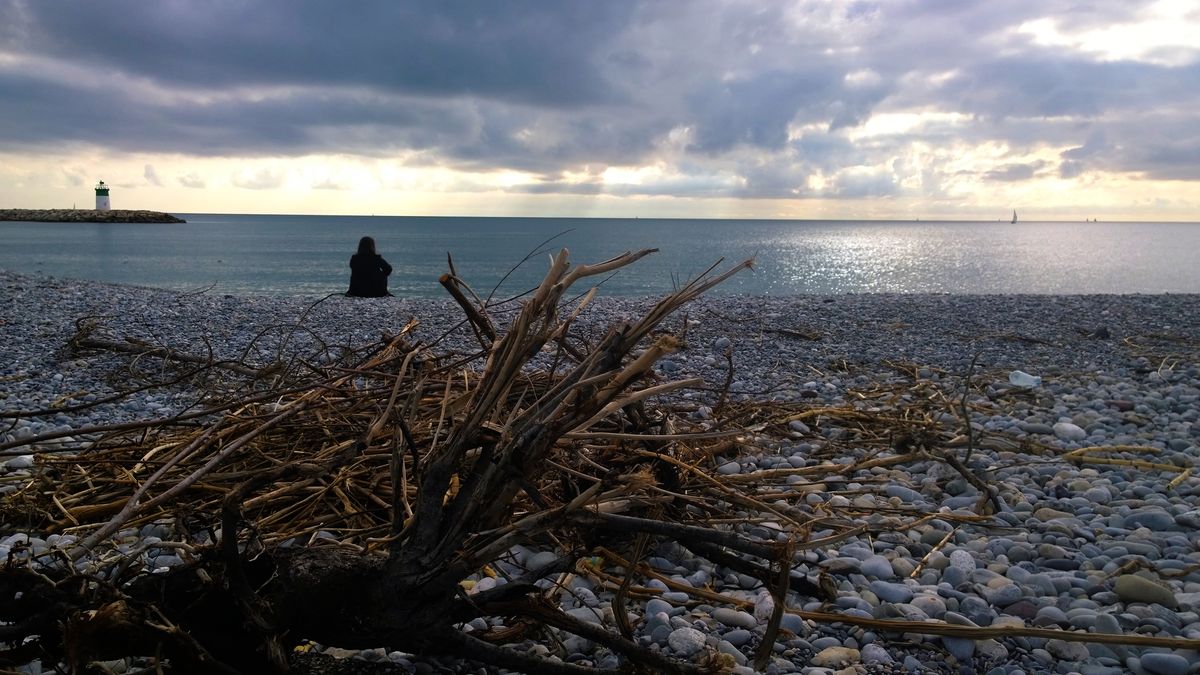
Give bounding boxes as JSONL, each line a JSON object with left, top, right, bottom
{"left": 72, "top": 334, "right": 265, "bottom": 377}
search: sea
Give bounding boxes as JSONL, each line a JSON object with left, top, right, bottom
{"left": 1, "top": 215, "right": 1198, "bottom": 298}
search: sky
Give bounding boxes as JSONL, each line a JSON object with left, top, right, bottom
{"left": 1, "top": 0, "right": 1198, "bottom": 221}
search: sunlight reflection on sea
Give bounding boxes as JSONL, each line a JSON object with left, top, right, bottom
{"left": 1, "top": 216, "right": 1196, "bottom": 297}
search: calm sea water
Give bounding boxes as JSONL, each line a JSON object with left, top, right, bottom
{"left": 1, "top": 215, "right": 1198, "bottom": 297}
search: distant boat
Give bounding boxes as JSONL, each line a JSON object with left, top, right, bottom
{"left": 1011, "top": 210, "right": 1018, "bottom": 224}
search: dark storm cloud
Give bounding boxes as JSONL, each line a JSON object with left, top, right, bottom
{"left": 435, "top": 107, "right": 667, "bottom": 176}
{"left": 0, "top": 69, "right": 480, "bottom": 156}
{"left": 1053, "top": 113, "right": 1200, "bottom": 181}
{"left": 679, "top": 60, "right": 894, "bottom": 158}
{"left": 1, "top": 0, "right": 1197, "bottom": 197}
{"left": 687, "top": 70, "right": 840, "bottom": 154}
{"left": 731, "top": 157, "right": 814, "bottom": 199}
{"left": 1103, "top": 117, "right": 1200, "bottom": 181}
{"left": 1139, "top": 143, "right": 1200, "bottom": 180}
{"left": 984, "top": 160, "right": 1049, "bottom": 182}
{"left": 5, "top": 0, "right": 632, "bottom": 107}
{"left": 931, "top": 57, "right": 1198, "bottom": 120}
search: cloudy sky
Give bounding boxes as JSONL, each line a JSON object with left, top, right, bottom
{"left": 1, "top": 0, "right": 1198, "bottom": 220}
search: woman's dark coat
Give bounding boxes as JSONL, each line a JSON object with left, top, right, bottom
{"left": 347, "top": 253, "right": 393, "bottom": 297}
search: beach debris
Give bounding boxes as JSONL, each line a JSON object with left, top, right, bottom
{"left": 1008, "top": 370, "right": 1042, "bottom": 388}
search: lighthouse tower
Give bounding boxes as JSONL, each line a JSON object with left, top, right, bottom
{"left": 94, "top": 181, "right": 111, "bottom": 210}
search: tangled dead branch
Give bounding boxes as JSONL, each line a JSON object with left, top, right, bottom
{"left": 6, "top": 250, "right": 774, "bottom": 673}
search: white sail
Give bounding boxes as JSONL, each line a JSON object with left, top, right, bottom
{"left": 1011, "top": 210, "right": 1018, "bottom": 224}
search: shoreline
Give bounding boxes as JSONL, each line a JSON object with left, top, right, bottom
{"left": 5, "top": 267, "right": 1200, "bottom": 300}
{"left": 4, "top": 270, "right": 1198, "bottom": 420}
{"left": 4, "top": 268, "right": 1198, "bottom": 477}
{"left": 2, "top": 271, "right": 1200, "bottom": 673}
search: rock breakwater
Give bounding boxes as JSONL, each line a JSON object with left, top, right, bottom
{"left": 0, "top": 208, "right": 185, "bottom": 223}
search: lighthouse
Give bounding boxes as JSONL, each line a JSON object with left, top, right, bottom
{"left": 94, "top": 181, "right": 111, "bottom": 210}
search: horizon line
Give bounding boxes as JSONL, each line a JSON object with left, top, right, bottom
{"left": 170, "top": 211, "right": 1200, "bottom": 224}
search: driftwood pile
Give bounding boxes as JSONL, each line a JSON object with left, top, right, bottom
{"left": 4, "top": 250, "right": 1199, "bottom": 674}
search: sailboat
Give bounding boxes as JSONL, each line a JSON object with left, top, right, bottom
{"left": 1011, "top": 210, "right": 1018, "bottom": 224}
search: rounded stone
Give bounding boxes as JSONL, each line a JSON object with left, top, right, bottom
{"left": 724, "top": 629, "right": 752, "bottom": 647}
{"left": 810, "top": 646, "right": 860, "bottom": 668}
{"left": 1140, "top": 652, "right": 1190, "bottom": 675}
{"left": 645, "top": 598, "right": 673, "bottom": 616}
{"left": 869, "top": 580, "right": 914, "bottom": 604}
{"left": 1114, "top": 575, "right": 1178, "bottom": 609}
{"left": 948, "top": 549, "right": 975, "bottom": 572}
{"left": 861, "top": 643, "right": 894, "bottom": 664}
{"left": 984, "top": 583, "right": 1023, "bottom": 607}
{"left": 3, "top": 455, "right": 34, "bottom": 470}
{"left": 884, "top": 485, "right": 923, "bottom": 502}
{"left": 667, "top": 627, "right": 707, "bottom": 655}
{"left": 891, "top": 558, "right": 916, "bottom": 578}
{"left": 1124, "top": 509, "right": 1177, "bottom": 531}
{"left": 1094, "top": 612, "right": 1123, "bottom": 635}
{"left": 1046, "top": 639, "right": 1090, "bottom": 661}
{"left": 942, "top": 566, "right": 969, "bottom": 588}
{"left": 942, "top": 636, "right": 975, "bottom": 661}
{"left": 1034, "top": 606, "right": 1069, "bottom": 627}
{"left": 779, "top": 613, "right": 805, "bottom": 634}
{"left": 712, "top": 607, "right": 757, "bottom": 629}
{"left": 910, "top": 594, "right": 947, "bottom": 618}
{"left": 860, "top": 555, "right": 895, "bottom": 579}
{"left": 1053, "top": 422, "right": 1088, "bottom": 440}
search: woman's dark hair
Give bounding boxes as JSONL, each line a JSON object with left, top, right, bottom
{"left": 357, "top": 236, "right": 377, "bottom": 256}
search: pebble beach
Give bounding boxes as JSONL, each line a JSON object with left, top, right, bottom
{"left": 3, "top": 270, "right": 1200, "bottom": 675}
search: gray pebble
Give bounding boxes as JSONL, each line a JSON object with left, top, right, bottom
{"left": 724, "top": 629, "right": 753, "bottom": 647}
{"left": 717, "top": 461, "right": 742, "bottom": 475}
{"left": 869, "top": 580, "right": 913, "bottom": 604}
{"left": 860, "top": 555, "right": 895, "bottom": 579}
{"left": 1139, "top": 652, "right": 1190, "bottom": 675}
{"left": 860, "top": 643, "right": 893, "bottom": 664}
{"left": 712, "top": 608, "right": 757, "bottom": 629}
{"left": 667, "top": 627, "right": 706, "bottom": 655}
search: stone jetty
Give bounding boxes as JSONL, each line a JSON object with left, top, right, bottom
{"left": 0, "top": 208, "right": 186, "bottom": 223}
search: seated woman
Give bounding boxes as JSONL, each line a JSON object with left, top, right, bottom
{"left": 346, "top": 236, "right": 393, "bottom": 297}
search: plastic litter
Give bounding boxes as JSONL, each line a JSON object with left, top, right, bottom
{"left": 1009, "top": 370, "right": 1042, "bottom": 388}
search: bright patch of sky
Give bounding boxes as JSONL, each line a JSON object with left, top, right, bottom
{"left": 1018, "top": 0, "right": 1200, "bottom": 66}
